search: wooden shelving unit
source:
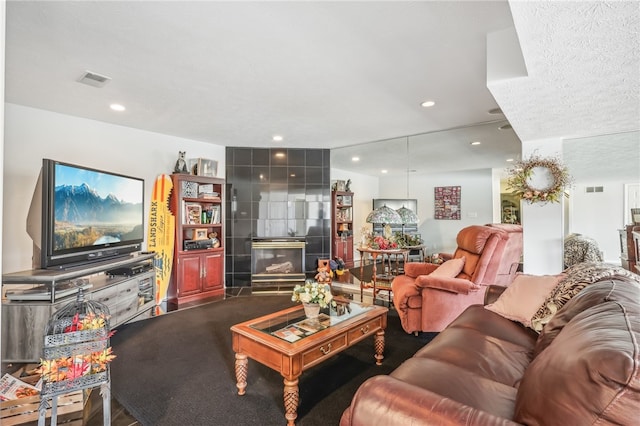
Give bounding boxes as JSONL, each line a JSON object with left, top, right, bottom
{"left": 169, "top": 174, "right": 225, "bottom": 307}
{"left": 331, "top": 191, "right": 354, "bottom": 268}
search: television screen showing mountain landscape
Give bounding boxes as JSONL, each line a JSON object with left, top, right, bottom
{"left": 53, "top": 163, "right": 144, "bottom": 251}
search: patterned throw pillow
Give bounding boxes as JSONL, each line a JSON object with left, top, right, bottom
{"left": 530, "top": 262, "right": 638, "bottom": 332}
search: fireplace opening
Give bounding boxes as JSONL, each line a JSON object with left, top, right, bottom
{"left": 251, "top": 238, "right": 306, "bottom": 289}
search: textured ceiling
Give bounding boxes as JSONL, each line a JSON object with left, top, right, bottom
{"left": 489, "top": 1, "right": 640, "bottom": 142}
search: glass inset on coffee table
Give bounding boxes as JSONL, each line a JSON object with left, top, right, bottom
{"left": 230, "top": 301, "right": 388, "bottom": 426}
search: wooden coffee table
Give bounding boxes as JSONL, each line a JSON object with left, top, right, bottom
{"left": 230, "top": 301, "right": 388, "bottom": 425}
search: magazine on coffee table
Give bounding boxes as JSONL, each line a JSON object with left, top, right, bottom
{"left": 272, "top": 314, "right": 332, "bottom": 342}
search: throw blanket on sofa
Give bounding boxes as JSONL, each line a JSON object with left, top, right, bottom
{"left": 530, "top": 262, "right": 639, "bottom": 331}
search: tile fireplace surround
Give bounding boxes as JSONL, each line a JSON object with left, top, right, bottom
{"left": 225, "top": 147, "right": 331, "bottom": 289}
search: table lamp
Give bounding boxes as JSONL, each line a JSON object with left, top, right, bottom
{"left": 366, "top": 205, "right": 402, "bottom": 239}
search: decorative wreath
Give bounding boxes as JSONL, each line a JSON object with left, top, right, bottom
{"left": 506, "top": 153, "right": 572, "bottom": 204}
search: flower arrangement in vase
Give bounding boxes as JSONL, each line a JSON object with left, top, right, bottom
{"left": 291, "top": 280, "right": 336, "bottom": 318}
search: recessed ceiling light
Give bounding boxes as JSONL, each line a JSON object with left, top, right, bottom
{"left": 506, "top": 158, "right": 514, "bottom": 162}
{"left": 421, "top": 100, "right": 435, "bottom": 108}
{"left": 110, "top": 103, "right": 125, "bottom": 112}
{"left": 470, "top": 141, "right": 481, "bottom": 146}
{"left": 352, "top": 156, "right": 360, "bottom": 162}
{"left": 272, "top": 135, "right": 283, "bottom": 142}
{"left": 498, "top": 123, "right": 512, "bottom": 130}
{"left": 381, "top": 169, "right": 388, "bottom": 174}
{"left": 488, "top": 107, "right": 503, "bottom": 115}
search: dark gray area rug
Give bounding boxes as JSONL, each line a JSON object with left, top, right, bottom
{"left": 110, "top": 295, "right": 435, "bottom": 426}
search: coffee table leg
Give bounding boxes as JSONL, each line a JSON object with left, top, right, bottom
{"left": 374, "top": 329, "right": 385, "bottom": 365}
{"left": 235, "top": 353, "right": 248, "bottom": 395}
{"left": 283, "top": 377, "right": 299, "bottom": 426}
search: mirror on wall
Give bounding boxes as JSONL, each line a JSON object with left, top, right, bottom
{"left": 330, "top": 120, "right": 522, "bottom": 254}
{"left": 563, "top": 130, "right": 640, "bottom": 265}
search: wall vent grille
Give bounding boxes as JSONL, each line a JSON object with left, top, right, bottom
{"left": 586, "top": 186, "right": 604, "bottom": 193}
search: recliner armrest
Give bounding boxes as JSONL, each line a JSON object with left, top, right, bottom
{"left": 415, "top": 275, "right": 481, "bottom": 294}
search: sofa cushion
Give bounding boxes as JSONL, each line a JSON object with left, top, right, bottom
{"left": 391, "top": 357, "right": 518, "bottom": 420}
{"left": 430, "top": 256, "right": 465, "bottom": 278}
{"left": 413, "top": 326, "right": 534, "bottom": 387}
{"left": 448, "top": 305, "right": 540, "bottom": 349}
{"left": 484, "top": 273, "right": 564, "bottom": 328}
{"left": 515, "top": 280, "right": 640, "bottom": 425}
{"left": 529, "top": 262, "right": 637, "bottom": 332}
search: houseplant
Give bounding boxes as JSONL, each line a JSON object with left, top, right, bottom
{"left": 291, "top": 280, "right": 336, "bottom": 318}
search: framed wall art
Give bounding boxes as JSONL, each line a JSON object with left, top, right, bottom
{"left": 434, "top": 186, "right": 461, "bottom": 220}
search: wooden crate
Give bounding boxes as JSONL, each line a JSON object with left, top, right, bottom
{"left": 0, "top": 391, "right": 83, "bottom": 426}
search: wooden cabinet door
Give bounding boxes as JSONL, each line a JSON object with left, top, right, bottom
{"left": 178, "top": 254, "right": 203, "bottom": 296}
{"left": 334, "top": 236, "right": 354, "bottom": 268}
{"left": 202, "top": 252, "right": 223, "bottom": 292}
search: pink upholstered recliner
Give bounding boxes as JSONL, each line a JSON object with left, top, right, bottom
{"left": 391, "top": 224, "right": 523, "bottom": 334}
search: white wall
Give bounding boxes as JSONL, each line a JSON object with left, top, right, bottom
{"left": 331, "top": 168, "right": 378, "bottom": 263}
{"left": 379, "top": 169, "right": 494, "bottom": 256}
{"left": 3, "top": 103, "right": 226, "bottom": 273}
{"left": 1, "top": 0, "right": 7, "bottom": 366}
{"left": 568, "top": 181, "right": 628, "bottom": 263}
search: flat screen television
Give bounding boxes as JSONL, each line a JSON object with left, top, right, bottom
{"left": 27, "top": 159, "right": 145, "bottom": 270}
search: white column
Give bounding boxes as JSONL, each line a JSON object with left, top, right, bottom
{"left": 521, "top": 138, "right": 565, "bottom": 274}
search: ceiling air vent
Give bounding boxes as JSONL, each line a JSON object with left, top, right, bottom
{"left": 77, "top": 71, "right": 111, "bottom": 88}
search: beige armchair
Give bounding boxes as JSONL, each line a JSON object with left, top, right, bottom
{"left": 391, "top": 224, "right": 523, "bottom": 333}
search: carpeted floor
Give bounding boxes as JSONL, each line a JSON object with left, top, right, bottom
{"left": 110, "top": 294, "right": 436, "bottom": 426}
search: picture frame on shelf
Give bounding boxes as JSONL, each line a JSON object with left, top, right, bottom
{"left": 184, "top": 203, "right": 202, "bottom": 224}
{"left": 194, "top": 228, "right": 208, "bottom": 240}
{"left": 189, "top": 158, "right": 218, "bottom": 177}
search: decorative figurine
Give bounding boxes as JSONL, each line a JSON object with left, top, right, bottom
{"left": 174, "top": 151, "right": 189, "bottom": 174}
{"left": 208, "top": 231, "right": 220, "bottom": 248}
{"left": 345, "top": 179, "right": 352, "bottom": 192}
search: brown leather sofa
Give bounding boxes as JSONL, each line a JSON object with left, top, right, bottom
{"left": 392, "top": 224, "right": 523, "bottom": 333}
{"left": 341, "top": 274, "right": 640, "bottom": 425}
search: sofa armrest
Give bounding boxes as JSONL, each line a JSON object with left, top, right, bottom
{"left": 340, "top": 376, "right": 518, "bottom": 426}
{"left": 415, "top": 275, "right": 481, "bottom": 294}
{"left": 484, "top": 285, "right": 507, "bottom": 305}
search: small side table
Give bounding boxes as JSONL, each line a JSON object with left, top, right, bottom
{"left": 357, "top": 247, "right": 409, "bottom": 304}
